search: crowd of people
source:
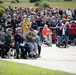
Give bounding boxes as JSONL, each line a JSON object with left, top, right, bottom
{"left": 0, "top": 5, "right": 76, "bottom": 58}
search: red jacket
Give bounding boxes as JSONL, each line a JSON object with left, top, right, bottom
{"left": 69, "top": 24, "right": 76, "bottom": 35}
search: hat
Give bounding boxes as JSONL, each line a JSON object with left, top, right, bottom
{"left": 0, "top": 27, "right": 2, "bottom": 31}
{"left": 16, "top": 27, "right": 22, "bottom": 32}
{"left": 6, "top": 28, "right": 13, "bottom": 32}
{"left": 7, "top": 15, "right": 11, "bottom": 18}
{"left": 71, "top": 21, "right": 75, "bottom": 23}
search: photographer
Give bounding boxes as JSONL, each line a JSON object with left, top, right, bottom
{"left": 57, "top": 23, "right": 69, "bottom": 48}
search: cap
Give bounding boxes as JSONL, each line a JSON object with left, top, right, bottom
{"left": 6, "top": 28, "right": 13, "bottom": 32}
{"left": 16, "top": 27, "right": 22, "bottom": 32}
{"left": 7, "top": 15, "right": 11, "bottom": 18}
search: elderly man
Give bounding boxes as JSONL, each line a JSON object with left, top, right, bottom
{"left": 26, "top": 28, "right": 38, "bottom": 58}
{"left": 42, "top": 24, "right": 52, "bottom": 46}
{"left": 0, "top": 27, "right": 5, "bottom": 58}
{"left": 15, "top": 27, "right": 30, "bottom": 59}
{"left": 5, "top": 28, "right": 14, "bottom": 56}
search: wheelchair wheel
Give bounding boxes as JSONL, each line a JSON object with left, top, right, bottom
{"left": 8, "top": 48, "right": 17, "bottom": 59}
{"left": 13, "top": 49, "right": 17, "bottom": 59}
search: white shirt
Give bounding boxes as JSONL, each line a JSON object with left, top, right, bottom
{"left": 62, "top": 28, "right": 65, "bottom": 35}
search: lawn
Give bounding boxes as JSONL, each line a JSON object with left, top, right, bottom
{"left": 0, "top": 1, "right": 76, "bottom": 10}
{"left": 0, "top": 59, "right": 76, "bottom": 75}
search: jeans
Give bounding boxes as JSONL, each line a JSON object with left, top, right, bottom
{"left": 27, "top": 42, "right": 38, "bottom": 55}
{"left": 57, "top": 36, "right": 69, "bottom": 46}
{"left": 43, "top": 34, "right": 52, "bottom": 45}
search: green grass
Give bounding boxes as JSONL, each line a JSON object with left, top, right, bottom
{"left": 0, "top": 60, "right": 76, "bottom": 75}
{"left": 0, "top": 1, "right": 76, "bottom": 10}
{"left": 1, "top": 0, "right": 76, "bottom": 2}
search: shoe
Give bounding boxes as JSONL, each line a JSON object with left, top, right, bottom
{"left": 33, "top": 55, "right": 38, "bottom": 58}
{"left": 16, "top": 57, "right": 19, "bottom": 59}
{"left": 29, "top": 54, "right": 33, "bottom": 58}
{"left": 38, "top": 55, "right": 41, "bottom": 58}
{"left": 24, "top": 55, "right": 28, "bottom": 59}
{"left": 16, "top": 55, "right": 20, "bottom": 59}
{"left": 58, "top": 45, "right": 60, "bottom": 47}
{"left": 24, "top": 56, "right": 27, "bottom": 59}
{"left": 56, "top": 44, "right": 58, "bottom": 47}
{"left": 1, "top": 56, "right": 6, "bottom": 58}
{"left": 48, "top": 44, "right": 52, "bottom": 47}
{"left": 64, "top": 45, "right": 67, "bottom": 48}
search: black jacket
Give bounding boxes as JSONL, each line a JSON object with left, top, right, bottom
{"left": 15, "top": 33, "right": 24, "bottom": 43}
{"left": 5, "top": 34, "right": 11, "bottom": 46}
{"left": 58, "top": 27, "right": 69, "bottom": 36}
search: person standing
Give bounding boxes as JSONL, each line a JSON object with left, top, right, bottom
{"left": 11, "top": 16, "right": 17, "bottom": 34}
{"left": 31, "top": 19, "right": 38, "bottom": 30}
{"left": 21, "top": 16, "right": 31, "bottom": 36}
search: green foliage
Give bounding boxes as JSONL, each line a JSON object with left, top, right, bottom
{"left": 34, "top": 1, "right": 50, "bottom": 8}
{"left": 0, "top": 1, "right": 3, "bottom": 3}
{"left": 0, "top": 7, "right": 5, "bottom": 18}
{"left": 42, "top": 2, "right": 50, "bottom": 8}
{"left": 64, "top": 0, "right": 72, "bottom": 1}
{"left": 15, "top": 0, "right": 19, "bottom": 3}
{"left": 34, "top": 1, "right": 40, "bottom": 7}
{"left": 11, "top": 0, "right": 17, "bottom": 3}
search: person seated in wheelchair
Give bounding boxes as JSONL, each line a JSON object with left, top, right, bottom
{"left": 56, "top": 24, "right": 69, "bottom": 48}
{"left": 15, "top": 27, "right": 30, "bottom": 59}
{"left": 26, "top": 28, "right": 38, "bottom": 58}
{"left": 42, "top": 24, "right": 52, "bottom": 46}
{"left": 4, "top": 28, "right": 15, "bottom": 57}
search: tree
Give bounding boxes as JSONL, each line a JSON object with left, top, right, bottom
{"left": 16, "top": 0, "right": 19, "bottom": 3}
{"left": 64, "top": 0, "right": 72, "bottom": 1}
{"left": 30, "top": 0, "right": 40, "bottom": 3}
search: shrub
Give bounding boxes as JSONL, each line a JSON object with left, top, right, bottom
{"left": 0, "top": 1, "right": 3, "bottom": 3}
{"left": 42, "top": 2, "right": 50, "bottom": 8}
{"left": 34, "top": 1, "right": 40, "bottom": 7}
{"left": 64, "top": 0, "right": 72, "bottom": 1}
{"left": 30, "top": 0, "right": 40, "bottom": 3}
{"left": 16, "top": 0, "right": 19, "bottom": 3}
{"left": 34, "top": 2, "right": 50, "bottom": 8}
{"left": 0, "top": 8, "right": 5, "bottom": 18}
{"left": 11, "top": 0, "right": 17, "bottom": 3}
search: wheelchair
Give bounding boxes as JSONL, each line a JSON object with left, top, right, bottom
{"left": 8, "top": 47, "right": 17, "bottom": 59}
{"left": 0, "top": 46, "right": 17, "bottom": 59}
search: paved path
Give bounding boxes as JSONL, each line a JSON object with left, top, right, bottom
{"left": 1, "top": 44, "right": 76, "bottom": 74}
